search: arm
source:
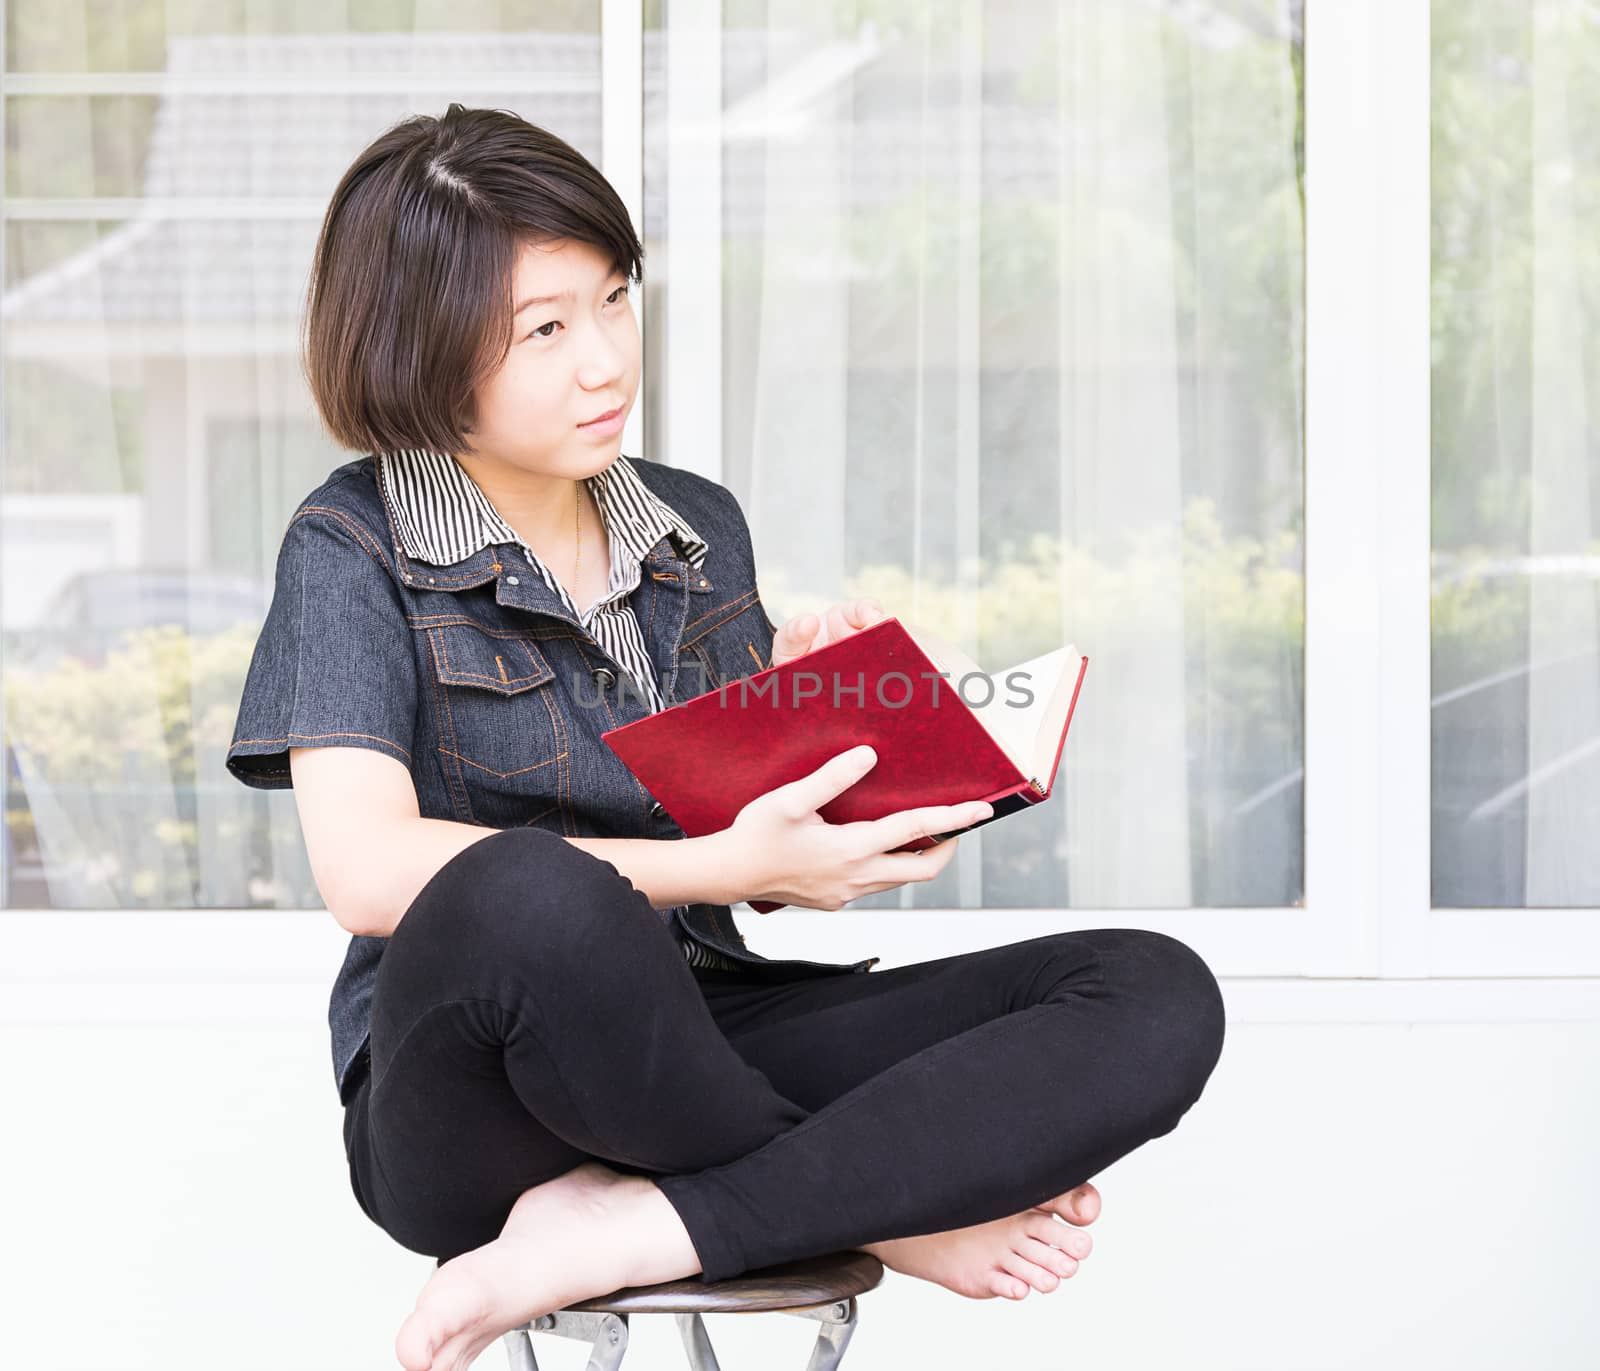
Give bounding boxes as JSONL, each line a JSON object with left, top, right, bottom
{"left": 290, "top": 745, "right": 753, "bottom": 937}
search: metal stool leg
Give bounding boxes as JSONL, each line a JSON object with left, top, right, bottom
{"left": 671, "top": 1295, "right": 860, "bottom": 1371}
{"left": 503, "top": 1310, "right": 629, "bottom": 1371}
{"left": 787, "top": 1295, "right": 860, "bottom": 1371}
{"left": 500, "top": 1327, "right": 539, "bottom": 1371}
{"left": 673, "top": 1312, "right": 723, "bottom": 1371}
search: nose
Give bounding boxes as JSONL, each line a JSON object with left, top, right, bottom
{"left": 575, "top": 307, "right": 636, "bottom": 391}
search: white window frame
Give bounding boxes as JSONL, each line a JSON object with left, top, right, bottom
{"left": 3, "top": 1, "right": 1599, "bottom": 1016}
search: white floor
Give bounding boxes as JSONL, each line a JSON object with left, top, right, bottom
{"left": 5, "top": 988, "right": 1597, "bottom": 1370}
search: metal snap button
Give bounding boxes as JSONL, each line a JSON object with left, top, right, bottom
{"left": 649, "top": 800, "right": 665, "bottom": 818}
{"left": 593, "top": 666, "right": 616, "bottom": 688}
{"left": 506, "top": 575, "right": 520, "bottom": 586}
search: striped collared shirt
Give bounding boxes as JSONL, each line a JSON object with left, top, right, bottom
{"left": 376, "top": 447, "right": 742, "bottom": 972}
{"left": 379, "top": 447, "right": 706, "bottom": 714}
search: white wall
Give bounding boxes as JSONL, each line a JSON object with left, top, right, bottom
{"left": 6, "top": 913, "right": 1597, "bottom": 1371}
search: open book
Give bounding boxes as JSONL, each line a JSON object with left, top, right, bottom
{"left": 601, "top": 616, "right": 1088, "bottom": 913}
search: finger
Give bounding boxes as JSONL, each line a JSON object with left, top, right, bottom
{"left": 864, "top": 799, "right": 994, "bottom": 853}
{"left": 779, "top": 611, "right": 818, "bottom": 644}
{"left": 784, "top": 743, "right": 879, "bottom": 817}
{"left": 775, "top": 613, "right": 819, "bottom": 659}
{"left": 845, "top": 598, "right": 878, "bottom": 629}
{"left": 853, "top": 834, "right": 962, "bottom": 889}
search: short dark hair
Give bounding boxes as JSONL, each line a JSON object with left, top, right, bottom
{"left": 302, "top": 103, "right": 645, "bottom": 456}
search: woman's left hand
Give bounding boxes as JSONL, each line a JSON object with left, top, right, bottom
{"left": 769, "top": 598, "right": 889, "bottom": 671}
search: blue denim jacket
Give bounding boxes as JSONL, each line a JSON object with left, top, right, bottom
{"left": 226, "top": 453, "right": 878, "bottom": 1104}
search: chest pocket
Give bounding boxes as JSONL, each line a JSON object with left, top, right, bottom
{"left": 677, "top": 589, "right": 772, "bottom": 697}
{"left": 421, "top": 621, "right": 569, "bottom": 826}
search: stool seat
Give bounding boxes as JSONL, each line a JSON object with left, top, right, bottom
{"left": 565, "top": 1248, "right": 885, "bottom": 1314}
{"left": 502, "top": 1250, "right": 885, "bottom": 1371}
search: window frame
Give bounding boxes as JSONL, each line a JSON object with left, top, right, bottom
{"left": 3, "top": 0, "right": 1596, "bottom": 983}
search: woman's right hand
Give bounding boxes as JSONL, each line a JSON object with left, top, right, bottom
{"left": 716, "top": 744, "right": 995, "bottom": 910}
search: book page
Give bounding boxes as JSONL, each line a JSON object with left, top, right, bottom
{"left": 904, "top": 623, "right": 1075, "bottom": 779}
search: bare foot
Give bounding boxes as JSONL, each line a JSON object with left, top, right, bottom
{"left": 393, "top": 1161, "right": 701, "bottom": 1371}
{"left": 1032, "top": 1178, "right": 1101, "bottom": 1228}
{"left": 861, "top": 1181, "right": 1101, "bottom": 1301}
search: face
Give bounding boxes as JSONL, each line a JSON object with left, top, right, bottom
{"left": 461, "top": 236, "right": 640, "bottom": 479}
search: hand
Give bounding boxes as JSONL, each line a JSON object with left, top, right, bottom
{"left": 769, "top": 598, "right": 889, "bottom": 671}
{"left": 711, "top": 743, "right": 995, "bottom": 910}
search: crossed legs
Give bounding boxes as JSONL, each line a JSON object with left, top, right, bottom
{"left": 344, "top": 828, "right": 1226, "bottom": 1367}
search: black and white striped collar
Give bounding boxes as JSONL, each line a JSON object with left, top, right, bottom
{"left": 375, "top": 448, "right": 709, "bottom": 572}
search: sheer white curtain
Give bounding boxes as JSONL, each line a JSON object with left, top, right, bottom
{"left": 714, "top": 1, "right": 1306, "bottom": 909}
{"left": 0, "top": 9, "right": 605, "bottom": 910}
{"left": 1525, "top": 13, "right": 1600, "bottom": 904}
{"left": 1432, "top": 0, "right": 1600, "bottom": 907}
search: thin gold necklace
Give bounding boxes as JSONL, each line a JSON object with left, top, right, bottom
{"left": 572, "top": 480, "right": 584, "bottom": 609}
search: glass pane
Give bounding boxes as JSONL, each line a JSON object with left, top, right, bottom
{"left": 1, "top": 16, "right": 602, "bottom": 909}
{"left": 1432, "top": 1, "right": 1600, "bottom": 907}
{"left": 649, "top": 0, "right": 1307, "bottom": 907}
{"left": 5, "top": 2, "right": 601, "bottom": 73}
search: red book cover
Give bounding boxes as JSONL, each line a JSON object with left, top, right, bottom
{"left": 601, "top": 616, "right": 1088, "bottom": 914}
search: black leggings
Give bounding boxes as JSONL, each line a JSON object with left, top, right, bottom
{"left": 342, "top": 827, "right": 1227, "bottom": 1282}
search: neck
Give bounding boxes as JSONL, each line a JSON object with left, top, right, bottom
{"left": 453, "top": 455, "right": 596, "bottom": 555}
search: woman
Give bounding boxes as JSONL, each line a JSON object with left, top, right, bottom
{"left": 226, "top": 104, "right": 1227, "bottom": 1371}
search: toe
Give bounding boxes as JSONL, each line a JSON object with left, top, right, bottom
{"left": 991, "top": 1270, "right": 1030, "bottom": 1300}
{"left": 394, "top": 1315, "right": 438, "bottom": 1371}
{"left": 1032, "top": 1182, "right": 1100, "bottom": 1228}
{"left": 1020, "top": 1235, "right": 1080, "bottom": 1280}
{"left": 998, "top": 1250, "right": 1059, "bottom": 1294}
{"left": 1072, "top": 1183, "right": 1101, "bottom": 1223}
{"left": 1025, "top": 1211, "right": 1091, "bottom": 1260}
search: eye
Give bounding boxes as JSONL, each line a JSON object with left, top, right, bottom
{"left": 525, "top": 283, "right": 631, "bottom": 341}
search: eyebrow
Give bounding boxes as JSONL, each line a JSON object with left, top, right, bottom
{"left": 513, "top": 269, "right": 625, "bottom": 316}
{"left": 514, "top": 288, "right": 572, "bottom": 315}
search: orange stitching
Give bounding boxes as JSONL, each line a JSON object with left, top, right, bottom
{"left": 681, "top": 589, "right": 759, "bottom": 647}
{"left": 538, "top": 671, "right": 572, "bottom": 830}
{"left": 237, "top": 731, "right": 413, "bottom": 760}
{"left": 403, "top": 614, "right": 593, "bottom": 646}
{"left": 436, "top": 630, "right": 550, "bottom": 689}
{"left": 745, "top": 640, "right": 763, "bottom": 670}
{"left": 423, "top": 630, "right": 474, "bottom": 821}
{"left": 495, "top": 655, "right": 509, "bottom": 684}
{"left": 290, "top": 506, "right": 393, "bottom": 574}
{"left": 582, "top": 657, "right": 651, "bottom": 826}
{"left": 701, "top": 644, "right": 722, "bottom": 691}
{"left": 434, "top": 746, "right": 566, "bottom": 779}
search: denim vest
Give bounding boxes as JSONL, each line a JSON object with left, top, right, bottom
{"left": 226, "top": 454, "right": 879, "bottom": 1105}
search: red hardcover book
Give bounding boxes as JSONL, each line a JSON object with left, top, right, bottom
{"left": 601, "top": 617, "right": 1088, "bottom": 915}
{"left": 601, "top": 615, "right": 1088, "bottom": 914}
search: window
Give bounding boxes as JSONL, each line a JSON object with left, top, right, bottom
{"left": 1, "top": 5, "right": 605, "bottom": 908}
{"left": 648, "top": 0, "right": 1307, "bottom": 914}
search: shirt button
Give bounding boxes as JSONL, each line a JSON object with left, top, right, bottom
{"left": 506, "top": 575, "right": 520, "bottom": 586}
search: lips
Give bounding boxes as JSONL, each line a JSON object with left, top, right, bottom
{"left": 581, "top": 404, "right": 624, "bottom": 427}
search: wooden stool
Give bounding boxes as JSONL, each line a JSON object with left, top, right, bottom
{"left": 498, "top": 1249, "right": 885, "bottom": 1370}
